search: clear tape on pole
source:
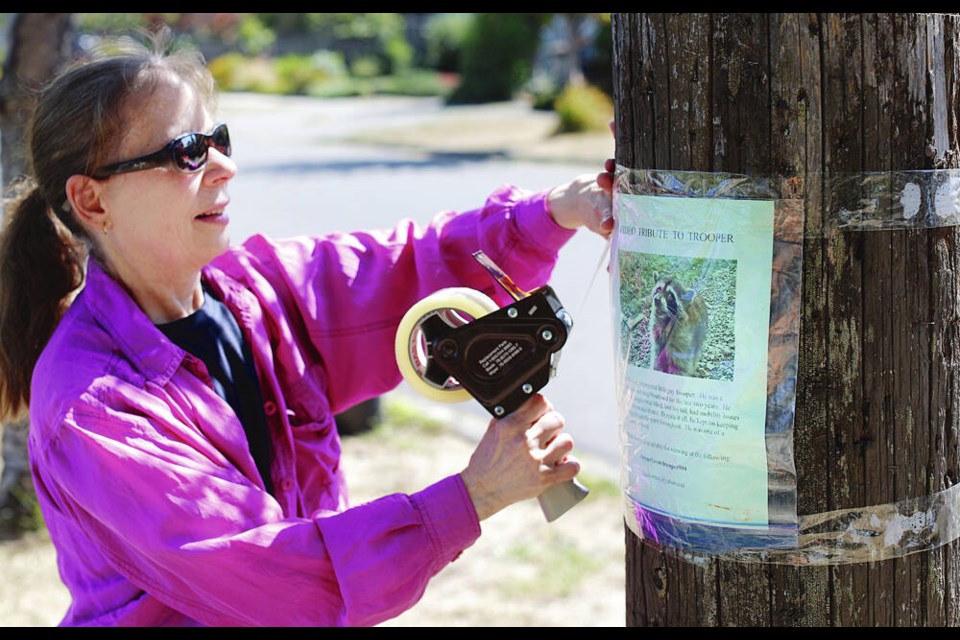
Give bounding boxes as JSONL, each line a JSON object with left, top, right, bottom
{"left": 627, "top": 167, "right": 960, "bottom": 232}
{"left": 612, "top": 166, "right": 960, "bottom": 566}
{"left": 622, "top": 481, "right": 960, "bottom": 567}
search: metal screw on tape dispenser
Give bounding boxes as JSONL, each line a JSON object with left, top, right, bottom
{"left": 394, "top": 251, "right": 589, "bottom": 522}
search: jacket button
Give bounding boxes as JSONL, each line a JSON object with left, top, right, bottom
{"left": 280, "top": 478, "right": 294, "bottom": 492}
{"left": 263, "top": 401, "right": 277, "bottom": 416}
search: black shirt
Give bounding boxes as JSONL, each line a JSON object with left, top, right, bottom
{"left": 157, "top": 287, "right": 275, "bottom": 496}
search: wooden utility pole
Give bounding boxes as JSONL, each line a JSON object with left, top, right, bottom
{"left": 613, "top": 13, "right": 960, "bottom": 626}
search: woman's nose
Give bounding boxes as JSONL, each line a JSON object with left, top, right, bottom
{"left": 203, "top": 147, "right": 237, "bottom": 184}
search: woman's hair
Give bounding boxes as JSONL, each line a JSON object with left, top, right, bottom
{"left": 0, "top": 29, "right": 217, "bottom": 420}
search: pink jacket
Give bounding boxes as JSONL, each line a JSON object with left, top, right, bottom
{"left": 28, "top": 185, "right": 574, "bottom": 626}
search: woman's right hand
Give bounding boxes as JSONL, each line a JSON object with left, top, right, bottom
{"left": 459, "top": 394, "right": 580, "bottom": 521}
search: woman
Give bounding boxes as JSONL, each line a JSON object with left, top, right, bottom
{"left": 0, "top": 33, "right": 614, "bottom": 626}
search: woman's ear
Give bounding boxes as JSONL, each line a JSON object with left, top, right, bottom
{"left": 64, "top": 174, "right": 107, "bottom": 230}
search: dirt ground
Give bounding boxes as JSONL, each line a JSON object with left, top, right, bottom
{"left": 0, "top": 392, "right": 626, "bottom": 627}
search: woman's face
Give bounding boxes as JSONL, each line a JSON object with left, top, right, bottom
{"left": 95, "top": 71, "right": 236, "bottom": 289}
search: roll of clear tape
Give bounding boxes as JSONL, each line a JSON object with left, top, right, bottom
{"left": 395, "top": 287, "right": 500, "bottom": 404}
{"left": 395, "top": 287, "right": 589, "bottom": 523}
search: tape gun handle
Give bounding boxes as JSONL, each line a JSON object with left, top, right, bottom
{"left": 538, "top": 478, "right": 590, "bottom": 523}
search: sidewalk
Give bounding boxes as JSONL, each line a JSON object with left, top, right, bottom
{"left": 218, "top": 91, "right": 614, "bottom": 167}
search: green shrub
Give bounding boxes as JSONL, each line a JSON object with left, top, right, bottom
{"left": 209, "top": 53, "right": 282, "bottom": 94}
{"left": 372, "top": 70, "right": 455, "bottom": 98}
{"left": 422, "top": 12, "right": 474, "bottom": 72}
{"left": 383, "top": 31, "right": 414, "bottom": 74}
{"left": 208, "top": 51, "right": 246, "bottom": 92}
{"left": 236, "top": 57, "right": 284, "bottom": 94}
{"left": 210, "top": 48, "right": 453, "bottom": 99}
{"left": 271, "top": 13, "right": 413, "bottom": 76}
{"left": 529, "top": 86, "right": 561, "bottom": 112}
{"left": 310, "top": 50, "right": 348, "bottom": 78}
{"left": 448, "top": 13, "right": 549, "bottom": 104}
{"left": 350, "top": 55, "right": 383, "bottom": 79}
{"left": 306, "top": 76, "right": 367, "bottom": 99}
{"left": 553, "top": 82, "right": 614, "bottom": 133}
{"left": 273, "top": 54, "right": 313, "bottom": 94}
{"left": 235, "top": 14, "right": 276, "bottom": 56}
{"left": 304, "top": 70, "right": 452, "bottom": 100}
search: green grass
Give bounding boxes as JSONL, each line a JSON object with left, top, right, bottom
{"left": 378, "top": 394, "right": 450, "bottom": 436}
{"left": 503, "top": 532, "right": 604, "bottom": 598}
{"left": 577, "top": 470, "right": 619, "bottom": 500}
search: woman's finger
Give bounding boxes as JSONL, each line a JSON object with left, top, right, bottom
{"left": 526, "top": 410, "right": 565, "bottom": 449}
{"left": 540, "top": 432, "right": 575, "bottom": 467}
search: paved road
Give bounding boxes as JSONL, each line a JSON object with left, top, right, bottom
{"left": 218, "top": 93, "right": 621, "bottom": 465}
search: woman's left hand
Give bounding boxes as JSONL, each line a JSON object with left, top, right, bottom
{"left": 547, "top": 158, "right": 616, "bottom": 239}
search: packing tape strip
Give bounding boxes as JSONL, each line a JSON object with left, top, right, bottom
{"left": 616, "top": 166, "right": 960, "bottom": 232}
{"left": 624, "top": 480, "right": 960, "bottom": 566}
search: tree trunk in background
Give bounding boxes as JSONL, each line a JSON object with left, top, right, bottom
{"left": 613, "top": 13, "right": 960, "bottom": 626}
{"left": 0, "top": 13, "right": 73, "bottom": 185}
{"left": 0, "top": 13, "right": 73, "bottom": 538}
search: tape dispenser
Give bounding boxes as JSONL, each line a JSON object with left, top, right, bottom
{"left": 394, "top": 251, "right": 589, "bottom": 522}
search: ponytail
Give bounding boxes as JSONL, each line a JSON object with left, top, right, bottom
{"left": 0, "top": 29, "right": 215, "bottom": 422}
{"left": 0, "top": 182, "right": 87, "bottom": 421}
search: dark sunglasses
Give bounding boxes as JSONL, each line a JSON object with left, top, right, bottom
{"left": 91, "top": 123, "right": 231, "bottom": 179}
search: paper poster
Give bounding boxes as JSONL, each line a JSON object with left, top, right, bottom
{"left": 615, "top": 194, "right": 775, "bottom": 529}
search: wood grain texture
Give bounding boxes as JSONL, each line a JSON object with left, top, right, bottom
{"left": 615, "top": 13, "right": 960, "bottom": 626}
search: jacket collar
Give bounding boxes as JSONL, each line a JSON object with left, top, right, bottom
{"left": 82, "top": 257, "right": 257, "bottom": 385}
{"left": 82, "top": 259, "right": 189, "bottom": 385}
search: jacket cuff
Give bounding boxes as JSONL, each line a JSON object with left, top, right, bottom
{"left": 411, "top": 474, "right": 482, "bottom": 566}
{"left": 514, "top": 188, "right": 577, "bottom": 254}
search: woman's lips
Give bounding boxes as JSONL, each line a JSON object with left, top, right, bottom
{"left": 195, "top": 210, "right": 229, "bottom": 224}
{"left": 196, "top": 201, "right": 230, "bottom": 222}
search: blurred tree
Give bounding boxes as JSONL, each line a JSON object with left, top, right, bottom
{"left": 1, "top": 13, "right": 73, "bottom": 185}
{"left": 583, "top": 13, "right": 612, "bottom": 96}
{"left": 530, "top": 14, "right": 611, "bottom": 100}
{"left": 0, "top": 12, "right": 75, "bottom": 539}
{"left": 557, "top": 13, "right": 593, "bottom": 87}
